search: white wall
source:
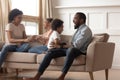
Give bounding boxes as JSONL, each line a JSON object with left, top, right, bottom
{"left": 52, "top": 0, "right": 120, "bottom": 69}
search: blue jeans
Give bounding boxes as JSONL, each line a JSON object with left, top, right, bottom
{"left": 38, "top": 47, "right": 85, "bottom": 75}
{"left": 0, "top": 43, "right": 30, "bottom": 68}
{"left": 16, "top": 43, "right": 31, "bottom": 52}
{"left": 28, "top": 45, "right": 48, "bottom": 54}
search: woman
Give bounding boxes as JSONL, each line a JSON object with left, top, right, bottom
{"left": 28, "top": 18, "right": 53, "bottom": 54}
{"left": 0, "top": 9, "right": 33, "bottom": 68}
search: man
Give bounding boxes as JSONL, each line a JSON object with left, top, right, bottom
{"left": 23, "top": 12, "right": 92, "bottom": 80}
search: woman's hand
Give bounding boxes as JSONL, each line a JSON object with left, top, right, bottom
{"left": 36, "top": 36, "right": 48, "bottom": 45}
{"left": 24, "top": 36, "right": 36, "bottom": 42}
{"left": 23, "top": 38, "right": 30, "bottom": 42}
{"left": 35, "top": 35, "right": 43, "bottom": 41}
{"left": 37, "top": 38, "right": 46, "bottom": 44}
{"left": 27, "top": 35, "right": 37, "bottom": 42}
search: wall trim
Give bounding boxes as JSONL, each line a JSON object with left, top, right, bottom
{"left": 55, "top": 5, "right": 120, "bottom": 9}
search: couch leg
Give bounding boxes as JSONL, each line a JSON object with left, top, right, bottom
{"left": 0, "top": 68, "right": 8, "bottom": 73}
{"left": 105, "top": 69, "right": 109, "bottom": 80}
{"left": 16, "top": 69, "right": 19, "bottom": 76}
{"left": 89, "top": 72, "right": 94, "bottom": 80}
{"left": 0, "top": 68, "right": 3, "bottom": 73}
{"left": 4, "top": 68, "right": 8, "bottom": 73}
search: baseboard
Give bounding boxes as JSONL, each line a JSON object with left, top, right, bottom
{"left": 112, "top": 65, "right": 120, "bottom": 69}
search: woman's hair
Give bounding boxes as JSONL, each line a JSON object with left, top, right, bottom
{"left": 46, "top": 18, "right": 53, "bottom": 23}
{"left": 51, "top": 19, "right": 63, "bottom": 30}
{"left": 8, "top": 9, "right": 23, "bottom": 23}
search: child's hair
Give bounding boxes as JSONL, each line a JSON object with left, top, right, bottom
{"left": 51, "top": 19, "right": 63, "bottom": 30}
{"left": 46, "top": 18, "right": 53, "bottom": 23}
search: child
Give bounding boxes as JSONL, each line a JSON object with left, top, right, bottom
{"left": 47, "top": 18, "right": 67, "bottom": 49}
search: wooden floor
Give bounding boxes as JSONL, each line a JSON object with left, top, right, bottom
{"left": 0, "top": 69, "right": 120, "bottom": 80}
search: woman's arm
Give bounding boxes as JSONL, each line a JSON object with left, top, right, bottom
{"left": 41, "top": 30, "right": 53, "bottom": 40}
{"left": 7, "top": 31, "right": 29, "bottom": 43}
{"left": 39, "top": 30, "right": 53, "bottom": 44}
{"left": 23, "top": 31, "right": 27, "bottom": 39}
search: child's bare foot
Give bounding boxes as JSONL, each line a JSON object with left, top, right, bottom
{"left": 23, "top": 72, "right": 42, "bottom": 80}
{"left": 57, "top": 77, "right": 64, "bottom": 80}
{"left": 58, "top": 73, "right": 66, "bottom": 80}
{"left": 57, "top": 78, "right": 64, "bottom": 80}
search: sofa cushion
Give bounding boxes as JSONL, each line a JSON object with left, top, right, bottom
{"left": 37, "top": 54, "right": 86, "bottom": 66}
{"left": 60, "top": 35, "right": 72, "bottom": 46}
{"left": 5, "top": 52, "right": 37, "bottom": 63}
{"left": 36, "top": 54, "right": 55, "bottom": 65}
{"left": 91, "top": 36, "right": 104, "bottom": 42}
{"left": 52, "top": 55, "right": 86, "bottom": 66}
{"left": 94, "top": 33, "right": 109, "bottom": 42}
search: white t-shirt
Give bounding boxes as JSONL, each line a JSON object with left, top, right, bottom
{"left": 47, "top": 31, "right": 61, "bottom": 49}
{"left": 5, "top": 23, "right": 25, "bottom": 45}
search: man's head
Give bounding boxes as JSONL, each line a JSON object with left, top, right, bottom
{"left": 73, "top": 12, "right": 86, "bottom": 29}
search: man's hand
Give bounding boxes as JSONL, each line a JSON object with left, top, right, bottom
{"left": 63, "top": 43, "right": 72, "bottom": 48}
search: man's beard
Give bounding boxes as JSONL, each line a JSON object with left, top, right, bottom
{"left": 74, "top": 24, "right": 80, "bottom": 29}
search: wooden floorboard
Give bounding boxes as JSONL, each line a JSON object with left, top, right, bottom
{"left": 0, "top": 69, "right": 120, "bottom": 80}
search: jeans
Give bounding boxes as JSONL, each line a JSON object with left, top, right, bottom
{"left": 38, "top": 47, "right": 85, "bottom": 75}
{"left": 28, "top": 45, "right": 48, "bottom": 54}
{"left": 16, "top": 43, "right": 31, "bottom": 52}
{"left": 0, "top": 43, "right": 30, "bottom": 68}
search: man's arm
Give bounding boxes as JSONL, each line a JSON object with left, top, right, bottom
{"left": 72, "top": 28, "right": 91, "bottom": 49}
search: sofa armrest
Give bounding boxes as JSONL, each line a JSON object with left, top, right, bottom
{"left": 0, "top": 41, "right": 5, "bottom": 50}
{"left": 85, "top": 42, "right": 115, "bottom": 72}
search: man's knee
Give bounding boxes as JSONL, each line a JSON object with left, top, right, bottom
{"left": 67, "top": 47, "right": 76, "bottom": 53}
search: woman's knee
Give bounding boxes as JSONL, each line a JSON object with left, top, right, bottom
{"left": 3, "top": 45, "right": 11, "bottom": 50}
{"left": 28, "top": 48, "right": 33, "bottom": 53}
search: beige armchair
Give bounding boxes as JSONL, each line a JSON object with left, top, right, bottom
{"left": 86, "top": 42, "right": 115, "bottom": 80}
{"left": 83, "top": 33, "right": 115, "bottom": 80}
{"left": 61, "top": 33, "right": 115, "bottom": 80}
